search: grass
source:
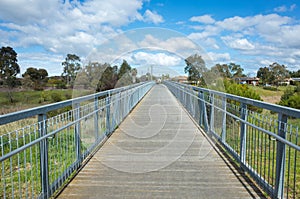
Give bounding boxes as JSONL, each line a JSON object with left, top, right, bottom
{"left": 0, "top": 89, "right": 74, "bottom": 115}
{"left": 0, "top": 112, "right": 108, "bottom": 198}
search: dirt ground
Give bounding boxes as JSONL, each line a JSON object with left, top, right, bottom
{"left": 261, "top": 95, "right": 281, "bottom": 104}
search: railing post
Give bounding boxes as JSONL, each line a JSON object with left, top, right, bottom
{"left": 239, "top": 103, "right": 247, "bottom": 166}
{"left": 198, "top": 92, "right": 203, "bottom": 127}
{"left": 74, "top": 103, "right": 82, "bottom": 164}
{"left": 94, "top": 96, "right": 99, "bottom": 141}
{"left": 38, "top": 113, "right": 49, "bottom": 199}
{"left": 221, "top": 97, "right": 227, "bottom": 143}
{"left": 274, "top": 113, "right": 287, "bottom": 199}
{"left": 199, "top": 92, "right": 209, "bottom": 132}
{"left": 106, "top": 92, "right": 111, "bottom": 135}
{"left": 209, "top": 93, "right": 215, "bottom": 134}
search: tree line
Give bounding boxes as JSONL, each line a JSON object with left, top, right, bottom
{"left": 184, "top": 53, "right": 300, "bottom": 110}
{"left": 184, "top": 53, "right": 299, "bottom": 87}
{"left": 0, "top": 46, "right": 141, "bottom": 103}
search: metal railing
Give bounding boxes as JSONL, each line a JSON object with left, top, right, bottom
{"left": 164, "top": 81, "right": 299, "bottom": 199}
{"left": 0, "top": 81, "right": 154, "bottom": 199}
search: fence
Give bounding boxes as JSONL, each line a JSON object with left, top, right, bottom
{"left": 0, "top": 81, "right": 154, "bottom": 199}
{"left": 164, "top": 81, "right": 300, "bottom": 199}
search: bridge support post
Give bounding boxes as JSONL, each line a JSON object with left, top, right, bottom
{"left": 38, "top": 113, "right": 49, "bottom": 199}
{"left": 199, "top": 92, "right": 209, "bottom": 132}
{"left": 74, "top": 103, "right": 82, "bottom": 164}
{"left": 209, "top": 93, "right": 215, "bottom": 134}
{"left": 198, "top": 92, "right": 203, "bottom": 127}
{"left": 239, "top": 103, "right": 247, "bottom": 166}
{"left": 274, "top": 113, "right": 287, "bottom": 199}
{"left": 106, "top": 92, "right": 111, "bottom": 135}
{"left": 94, "top": 96, "right": 99, "bottom": 142}
{"left": 221, "top": 97, "right": 227, "bottom": 143}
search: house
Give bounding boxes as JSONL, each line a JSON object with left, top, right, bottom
{"left": 292, "top": 77, "right": 300, "bottom": 82}
{"left": 172, "top": 76, "right": 188, "bottom": 83}
{"left": 235, "top": 77, "right": 259, "bottom": 86}
{"left": 279, "top": 78, "right": 294, "bottom": 85}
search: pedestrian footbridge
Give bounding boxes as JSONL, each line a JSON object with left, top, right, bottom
{"left": 0, "top": 81, "right": 299, "bottom": 198}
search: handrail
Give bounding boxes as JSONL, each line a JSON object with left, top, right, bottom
{"left": 164, "top": 80, "right": 299, "bottom": 199}
{"left": 0, "top": 82, "right": 147, "bottom": 125}
{"left": 170, "top": 81, "right": 300, "bottom": 118}
{"left": 0, "top": 81, "right": 155, "bottom": 199}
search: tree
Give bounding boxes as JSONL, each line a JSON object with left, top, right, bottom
{"left": 116, "top": 60, "right": 132, "bottom": 87}
{"left": 228, "top": 63, "right": 244, "bottom": 78}
{"left": 97, "top": 65, "right": 118, "bottom": 91}
{"left": 269, "top": 62, "right": 289, "bottom": 87}
{"left": 23, "top": 67, "right": 48, "bottom": 90}
{"left": 184, "top": 54, "right": 207, "bottom": 83}
{"left": 257, "top": 67, "right": 272, "bottom": 85}
{"left": 210, "top": 64, "right": 231, "bottom": 78}
{"left": 289, "top": 69, "right": 300, "bottom": 78}
{"left": 210, "top": 63, "right": 244, "bottom": 79}
{"left": 0, "top": 46, "right": 20, "bottom": 102}
{"left": 61, "top": 54, "right": 82, "bottom": 87}
{"left": 131, "top": 68, "right": 137, "bottom": 83}
{"left": 118, "top": 60, "right": 131, "bottom": 79}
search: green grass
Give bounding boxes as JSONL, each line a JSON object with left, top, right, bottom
{"left": 249, "top": 86, "right": 284, "bottom": 97}
{"left": 0, "top": 89, "right": 74, "bottom": 114}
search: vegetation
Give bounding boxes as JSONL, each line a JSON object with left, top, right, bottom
{"left": 279, "top": 84, "right": 300, "bottom": 109}
{"left": 0, "top": 89, "right": 73, "bottom": 115}
{"left": 22, "top": 67, "right": 48, "bottom": 90}
{"left": 184, "top": 54, "right": 207, "bottom": 83}
{"left": 0, "top": 46, "right": 21, "bottom": 103}
{"left": 257, "top": 62, "right": 289, "bottom": 87}
{"left": 61, "top": 54, "right": 82, "bottom": 87}
{"left": 210, "top": 63, "right": 244, "bottom": 78}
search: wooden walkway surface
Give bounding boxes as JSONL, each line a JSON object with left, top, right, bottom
{"left": 58, "top": 84, "right": 263, "bottom": 199}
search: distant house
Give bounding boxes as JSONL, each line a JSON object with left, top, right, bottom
{"left": 172, "top": 76, "right": 188, "bottom": 83}
{"left": 235, "top": 77, "right": 259, "bottom": 86}
{"left": 279, "top": 78, "right": 294, "bottom": 85}
{"left": 292, "top": 77, "right": 300, "bottom": 83}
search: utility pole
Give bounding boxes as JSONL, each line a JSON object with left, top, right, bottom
{"left": 150, "top": 65, "right": 153, "bottom": 81}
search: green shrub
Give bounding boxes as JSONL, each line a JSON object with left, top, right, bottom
{"left": 263, "top": 86, "right": 277, "bottom": 91}
{"left": 51, "top": 92, "right": 63, "bottom": 102}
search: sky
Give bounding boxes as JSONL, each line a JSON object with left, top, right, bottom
{"left": 1, "top": 0, "right": 300, "bottom": 77}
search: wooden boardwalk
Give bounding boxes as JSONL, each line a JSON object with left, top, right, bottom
{"left": 58, "top": 84, "right": 263, "bottom": 199}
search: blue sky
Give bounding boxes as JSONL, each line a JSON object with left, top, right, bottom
{"left": 0, "top": 0, "right": 300, "bottom": 77}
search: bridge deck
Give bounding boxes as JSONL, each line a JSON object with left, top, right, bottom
{"left": 58, "top": 84, "right": 263, "bottom": 199}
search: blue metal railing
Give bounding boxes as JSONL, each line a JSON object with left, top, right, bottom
{"left": 164, "top": 81, "right": 299, "bottom": 199}
{"left": 0, "top": 81, "right": 154, "bottom": 198}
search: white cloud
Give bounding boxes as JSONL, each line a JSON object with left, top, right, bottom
{"left": 0, "top": 0, "right": 145, "bottom": 55}
{"left": 290, "top": 4, "right": 297, "bottom": 11}
{"left": 138, "top": 34, "right": 198, "bottom": 57}
{"left": 274, "top": 4, "right": 296, "bottom": 12}
{"left": 190, "top": 15, "right": 215, "bottom": 24}
{"left": 143, "top": 10, "right": 164, "bottom": 24}
{"left": 222, "top": 36, "right": 255, "bottom": 50}
{"left": 132, "top": 51, "right": 181, "bottom": 66}
{"left": 274, "top": 5, "right": 288, "bottom": 12}
{"left": 207, "top": 52, "right": 231, "bottom": 63}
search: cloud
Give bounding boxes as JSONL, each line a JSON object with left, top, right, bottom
{"left": 132, "top": 51, "right": 181, "bottom": 66}
{"left": 274, "top": 5, "right": 288, "bottom": 12}
{"left": 190, "top": 15, "right": 215, "bottom": 24}
{"left": 207, "top": 52, "right": 231, "bottom": 63}
{"left": 222, "top": 36, "right": 255, "bottom": 50}
{"left": 143, "top": 10, "right": 164, "bottom": 24}
{"left": 138, "top": 34, "right": 198, "bottom": 57}
{"left": 0, "top": 0, "right": 145, "bottom": 55}
{"left": 274, "top": 4, "right": 296, "bottom": 12}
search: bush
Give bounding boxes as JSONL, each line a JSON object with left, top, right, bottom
{"left": 223, "top": 80, "right": 262, "bottom": 112}
{"left": 263, "top": 86, "right": 277, "bottom": 91}
{"left": 51, "top": 92, "right": 63, "bottom": 102}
